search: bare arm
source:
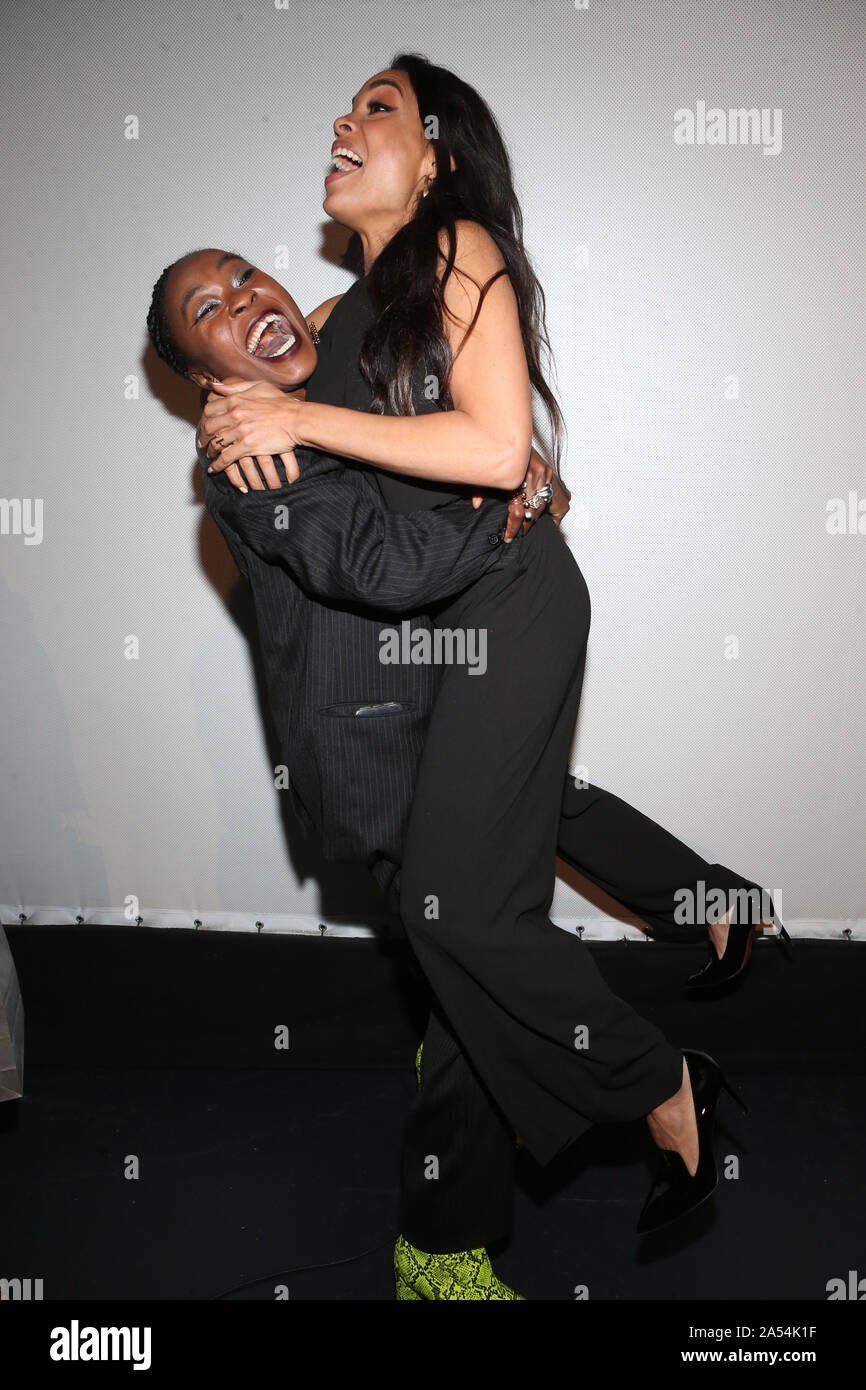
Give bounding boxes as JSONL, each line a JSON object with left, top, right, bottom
{"left": 203, "top": 221, "right": 534, "bottom": 492}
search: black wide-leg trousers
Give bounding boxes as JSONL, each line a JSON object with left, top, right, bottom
{"left": 395, "top": 784, "right": 759, "bottom": 1252}
{"left": 390, "top": 516, "right": 765, "bottom": 1254}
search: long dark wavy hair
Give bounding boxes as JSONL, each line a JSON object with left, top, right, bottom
{"left": 351, "top": 53, "right": 566, "bottom": 482}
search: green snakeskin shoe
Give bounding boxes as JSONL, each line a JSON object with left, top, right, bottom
{"left": 394, "top": 1233, "right": 525, "bottom": 1300}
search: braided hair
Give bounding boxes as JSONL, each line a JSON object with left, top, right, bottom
{"left": 146, "top": 256, "right": 198, "bottom": 378}
{"left": 148, "top": 248, "right": 246, "bottom": 379}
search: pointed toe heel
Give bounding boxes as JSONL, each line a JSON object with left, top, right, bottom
{"left": 637, "top": 1049, "right": 747, "bottom": 1235}
{"left": 685, "top": 891, "right": 793, "bottom": 993}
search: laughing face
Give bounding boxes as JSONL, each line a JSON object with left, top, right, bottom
{"left": 163, "top": 249, "right": 317, "bottom": 389}
{"left": 323, "top": 67, "right": 435, "bottom": 237}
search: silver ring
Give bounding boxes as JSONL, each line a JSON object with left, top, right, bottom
{"left": 528, "top": 483, "right": 554, "bottom": 509}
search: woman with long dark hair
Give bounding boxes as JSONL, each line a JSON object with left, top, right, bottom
{"left": 199, "top": 54, "right": 785, "bottom": 1299}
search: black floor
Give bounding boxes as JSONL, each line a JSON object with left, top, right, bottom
{"left": 2, "top": 926, "right": 864, "bottom": 1303}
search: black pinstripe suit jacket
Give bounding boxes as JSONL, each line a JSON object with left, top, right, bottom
{"left": 201, "top": 447, "right": 517, "bottom": 878}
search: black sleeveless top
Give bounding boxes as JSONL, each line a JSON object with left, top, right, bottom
{"left": 304, "top": 274, "right": 474, "bottom": 515}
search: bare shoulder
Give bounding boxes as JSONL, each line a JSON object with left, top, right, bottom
{"left": 437, "top": 220, "right": 511, "bottom": 338}
{"left": 436, "top": 219, "right": 507, "bottom": 278}
{"left": 305, "top": 292, "right": 344, "bottom": 333}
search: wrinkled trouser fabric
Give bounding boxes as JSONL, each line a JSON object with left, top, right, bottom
{"left": 389, "top": 518, "right": 761, "bottom": 1252}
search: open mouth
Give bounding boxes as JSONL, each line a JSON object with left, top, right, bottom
{"left": 245, "top": 310, "right": 297, "bottom": 359}
{"left": 326, "top": 145, "right": 364, "bottom": 185}
{"left": 331, "top": 145, "right": 364, "bottom": 173}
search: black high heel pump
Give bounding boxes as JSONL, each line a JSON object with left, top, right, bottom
{"left": 686, "top": 898, "right": 792, "bottom": 992}
{"left": 637, "top": 1048, "right": 748, "bottom": 1234}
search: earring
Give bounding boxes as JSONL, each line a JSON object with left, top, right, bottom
{"left": 307, "top": 319, "right": 320, "bottom": 345}
{"left": 422, "top": 174, "right": 431, "bottom": 198}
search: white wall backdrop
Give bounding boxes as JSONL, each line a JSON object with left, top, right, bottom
{"left": 1, "top": 0, "right": 863, "bottom": 938}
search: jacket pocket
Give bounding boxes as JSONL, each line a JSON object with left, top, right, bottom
{"left": 314, "top": 699, "right": 424, "bottom": 862}
{"left": 318, "top": 699, "right": 416, "bottom": 718}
